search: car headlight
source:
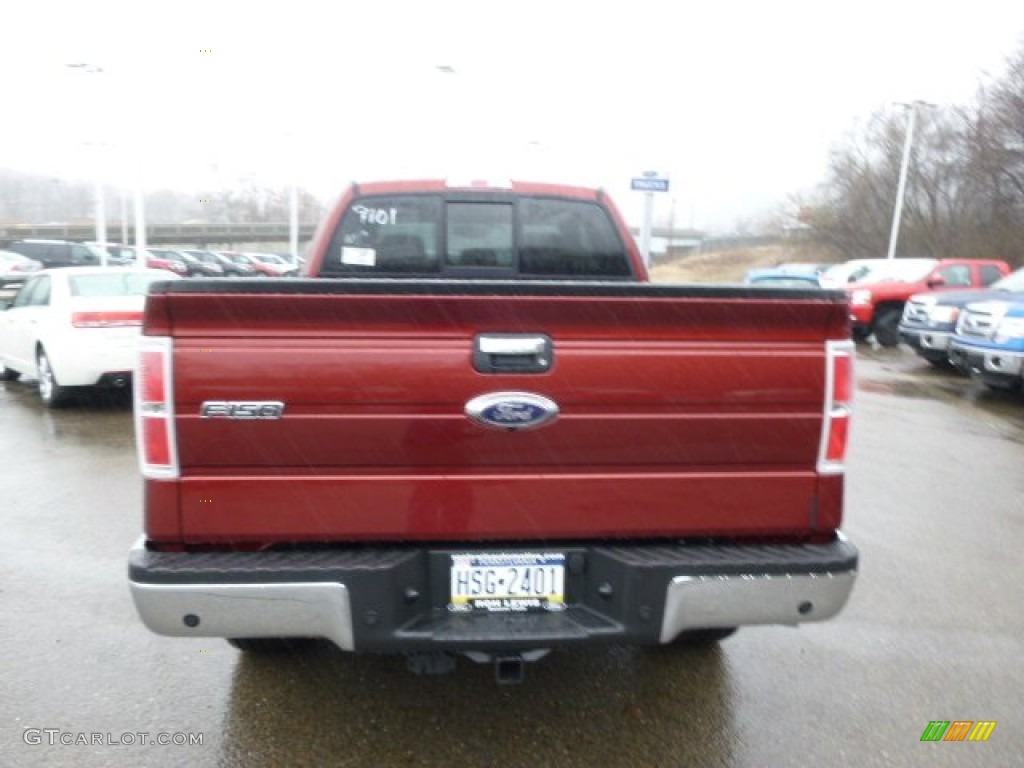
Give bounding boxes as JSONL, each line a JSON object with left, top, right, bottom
{"left": 850, "top": 289, "right": 873, "bottom": 306}
{"left": 994, "top": 317, "right": 1024, "bottom": 343}
{"left": 928, "top": 306, "right": 960, "bottom": 324}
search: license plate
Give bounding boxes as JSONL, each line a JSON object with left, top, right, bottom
{"left": 449, "top": 552, "right": 566, "bottom": 613}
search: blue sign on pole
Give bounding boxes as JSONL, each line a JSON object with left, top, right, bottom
{"left": 631, "top": 177, "right": 670, "bottom": 192}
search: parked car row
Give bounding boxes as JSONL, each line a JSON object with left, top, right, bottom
{"left": 746, "top": 256, "right": 1013, "bottom": 352}
{"left": 898, "top": 268, "right": 1022, "bottom": 365}
{"left": 0, "top": 240, "right": 303, "bottom": 281}
{"left": 898, "top": 266, "right": 1024, "bottom": 393}
{"left": 839, "top": 258, "right": 1010, "bottom": 346}
{"left": 95, "top": 244, "right": 300, "bottom": 278}
{"left": 745, "top": 254, "right": 1022, "bottom": 393}
{"left": 949, "top": 300, "right": 1024, "bottom": 392}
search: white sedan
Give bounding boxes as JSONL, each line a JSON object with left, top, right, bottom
{"left": 0, "top": 249, "right": 43, "bottom": 284}
{"left": 0, "top": 267, "right": 179, "bottom": 407}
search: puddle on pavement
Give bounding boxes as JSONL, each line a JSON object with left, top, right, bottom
{"left": 856, "top": 349, "right": 1024, "bottom": 444}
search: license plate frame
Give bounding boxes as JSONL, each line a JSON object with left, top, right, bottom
{"left": 449, "top": 551, "right": 566, "bottom": 613}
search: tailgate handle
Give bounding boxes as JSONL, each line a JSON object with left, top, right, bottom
{"left": 474, "top": 334, "right": 553, "bottom": 374}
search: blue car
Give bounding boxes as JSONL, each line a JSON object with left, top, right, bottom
{"left": 950, "top": 298, "right": 1024, "bottom": 392}
{"left": 744, "top": 262, "right": 828, "bottom": 285}
{"left": 900, "top": 266, "right": 1024, "bottom": 368}
{"left": 746, "top": 273, "right": 822, "bottom": 289}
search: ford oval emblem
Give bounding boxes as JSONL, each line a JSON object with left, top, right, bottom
{"left": 465, "top": 392, "right": 559, "bottom": 431}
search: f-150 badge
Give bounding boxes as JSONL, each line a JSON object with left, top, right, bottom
{"left": 465, "top": 392, "right": 558, "bottom": 431}
{"left": 200, "top": 401, "right": 285, "bottom": 419}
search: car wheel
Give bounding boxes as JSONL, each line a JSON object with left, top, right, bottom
{"left": 671, "top": 627, "right": 738, "bottom": 645}
{"left": 1, "top": 365, "right": 20, "bottom": 381}
{"left": 873, "top": 308, "right": 902, "bottom": 347}
{"left": 37, "top": 348, "right": 73, "bottom": 407}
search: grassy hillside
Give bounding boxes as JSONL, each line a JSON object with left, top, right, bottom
{"left": 650, "top": 245, "right": 839, "bottom": 283}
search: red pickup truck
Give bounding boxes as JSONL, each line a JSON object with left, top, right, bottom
{"left": 846, "top": 257, "right": 1010, "bottom": 346}
{"left": 128, "top": 180, "right": 858, "bottom": 682}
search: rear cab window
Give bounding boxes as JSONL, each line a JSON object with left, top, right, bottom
{"left": 321, "top": 193, "right": 634, "bottom": 279}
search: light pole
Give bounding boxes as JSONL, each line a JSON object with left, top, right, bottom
{"left": 121, "top": 191, "right": 129, "bottom": 246}
{"left": 641, "top": 189, "right": 654, "bottom": 267}
{"left": 886, "top": 100, "right": 935, "bottom": 260}
{"left": 290, "top": 183, "right": 299, "bottom": 264}
{"left": 66, "top": 63, "right": 108, "bottom": 266}
{"left": 283, "top": 130, "right": 299, "bottom": 264}
{"left": 133, "top": 160, "right": 147, "bottom": 266}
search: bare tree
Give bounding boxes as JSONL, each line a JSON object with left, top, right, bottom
{"left": 963, "top": 43, "right": 1024, "bottom": 263}
{"left": 802, "top": 39, "right": 1024, "bottom": 269}
{"left": 801, "top": 112, "right": 901, "bottom": 259}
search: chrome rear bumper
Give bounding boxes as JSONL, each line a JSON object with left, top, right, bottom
{"left": 129, "top": 534, "right": 857, "bottom": 652}
{"left": 130, "top": 580, "right": 355, "bottom": 650}
{"left": 660, "top": 570, "right": 856, "bottom": 642}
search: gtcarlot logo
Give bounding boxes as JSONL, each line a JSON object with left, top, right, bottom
{"left": 23, "top": 729, "right": 204, "bottom": 747}
{"left": 920, "top": 721, "right": 996, "bottom": 742}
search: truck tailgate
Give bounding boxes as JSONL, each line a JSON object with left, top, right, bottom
{"left": 144, "top": 280, "right": 849, "bottom": 543}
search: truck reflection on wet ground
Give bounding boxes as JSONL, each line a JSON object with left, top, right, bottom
{"left": 856, "top": 346, "right": 1024, "bottom": 440}
{"left": 219, "top": 642, "right": 736, "bottom": 768}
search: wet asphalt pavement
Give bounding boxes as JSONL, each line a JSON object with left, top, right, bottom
{"left": 1, "top": 347, "right": 1022, "bottom": 768}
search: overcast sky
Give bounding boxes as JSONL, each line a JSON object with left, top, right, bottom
{"left": 3, "top": 0, "right": 1023, "bottom": 231}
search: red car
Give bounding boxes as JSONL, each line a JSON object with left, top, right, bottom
{"left": 112, "top": 247, "right": 189, "bottom": 277}
{"left": 846, "top": 258, "right": 1010, "bottom": 346}
{"left": 236, "top": 252, "right": 299, "bottom": 277}
{"left": 146, "top": 254, "right": 188, "bottom": 277}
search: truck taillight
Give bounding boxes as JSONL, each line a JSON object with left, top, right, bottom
{"left": 818, "top": 340, "right": 854, "bottom": 474}
{"left": 135, "top": 336, "right": 178, "bottom": 479}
